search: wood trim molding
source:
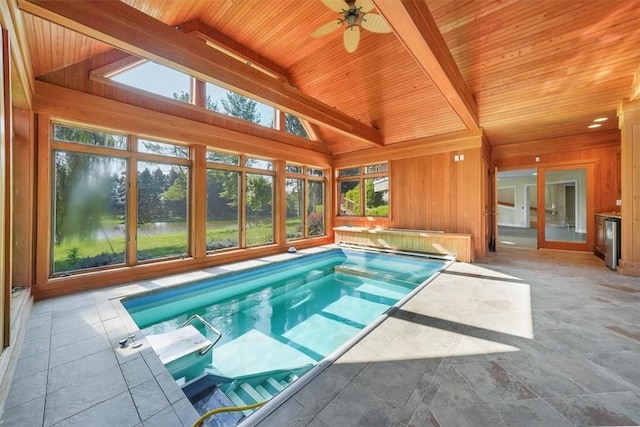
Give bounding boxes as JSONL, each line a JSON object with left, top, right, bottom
{"left": 19, "top": 0, "right": 384, "bottom": 147}
{"left": 631, "top": 66, "right": 640, "bottom": 101}
{"left": 373, "top": 0, "right": 478, "bottom": 131}
{"left": 492, "top": 130, "right": 620, "bottom": 161}
{"left": 0, "top": 0, "right": 34, "bottom": 108}
{"left": 333, "top": 129, "right": 483, "bottom": 168}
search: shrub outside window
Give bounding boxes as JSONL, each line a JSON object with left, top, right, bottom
{"left": 337, "top": 164, "right": 389, "bottom": 217}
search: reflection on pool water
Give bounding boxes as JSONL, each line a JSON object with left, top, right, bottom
{"left": 122, "top": 248, "right": 449, "bottom": 425}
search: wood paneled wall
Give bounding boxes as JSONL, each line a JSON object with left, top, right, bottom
{"left": 617, "top": 99, "right": 640, "bottom": 276}
{"left": 390, "top": 147, "right": 485, "bottom": 258}
{"left": 494, "top": 138, "right": 621, "bottom": 214}
{"left": 333, "top": 131, "right": 489, "bottom": 260}
{"left": 11, "top": 109, "right": 34, "bottom": 290}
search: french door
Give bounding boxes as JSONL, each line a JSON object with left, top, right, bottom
{"left": 537, "top": 163, "right": 594, "bottom": 251}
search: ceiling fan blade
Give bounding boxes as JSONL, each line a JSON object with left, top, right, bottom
{"left": 343, "top": 26, "right": 360, "bottom": 53}
{"left": 321, "top": 0, "right": 347, "bottom": 13}
{"left": 311, "top": 20, "right": 342, "bottom": 38}
{"left": 355, "top": 0, "right": 375, "bottom": 13}
{"left": 361, "top": 13, "right": 392, "bottom": 33}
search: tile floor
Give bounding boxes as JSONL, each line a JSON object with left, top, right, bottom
{"left": 1, "top": 246, "right": 639, "bottom": 427}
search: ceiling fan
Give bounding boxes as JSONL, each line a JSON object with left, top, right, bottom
{"left": 311, "top": 0, "right": 392, "bottom": 53}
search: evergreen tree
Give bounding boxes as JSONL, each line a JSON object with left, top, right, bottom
{"left": 285, "top": 113, "right": 308, "bottom": 138}
{"left": 221, "top": 92, "right": 261, "bottom": 124}
{"left": 173, "top": 90, "right": 219, "bottom": 111}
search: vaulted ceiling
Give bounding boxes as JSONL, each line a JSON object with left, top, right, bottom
{"left": 15, "top": 0, "right": 640, "bottom": 155}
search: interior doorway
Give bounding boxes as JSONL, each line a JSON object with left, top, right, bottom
{"left": 539, "top": 165, "right": 593, "bottom": 250}
{"left": 496, "top": 169, "right": 538, "bottom": 249}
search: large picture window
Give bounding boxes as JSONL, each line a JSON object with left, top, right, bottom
{"left": 206, "top": 151, "right": 276, "bottom": 251}
{"left": 337, "top": 163, "right": 389, "bottom": 217}
{"left": 47, "top": 121, "right": 323, "bottom": 280}
{"left": 51, "top": 124, "right": 131, "bottom": 275}
{"left": 136, "top": 161, "right": 189, "bottom": 262}
{"left": 286, "top": 164, "right": 326, "bottom": 240}
{"left": 206, "top": 168, "right": 240, "bottom": 251}
{"left": 50, "top": 124, "right": 191, "bottom": 276}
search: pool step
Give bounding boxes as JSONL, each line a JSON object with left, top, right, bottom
{"left": 224, "top": 376, "right": 288, "bottom": 417}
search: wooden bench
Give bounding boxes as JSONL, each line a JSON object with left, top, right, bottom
{"left": 334, "top": 226, "right": 474, "bottom": 262}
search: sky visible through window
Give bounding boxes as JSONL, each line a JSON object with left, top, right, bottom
{"left": 112, "top": 61, "right": 276, "bottom": 127}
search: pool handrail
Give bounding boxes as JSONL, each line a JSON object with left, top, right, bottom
{"left": 181, "top": 314, "right": 222, "bottom": 355}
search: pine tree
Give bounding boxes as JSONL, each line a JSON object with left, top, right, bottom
{"left": 221, "top": 92, "right": 261, "bottom": 124}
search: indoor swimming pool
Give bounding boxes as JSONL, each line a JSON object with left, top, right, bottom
{"left": 122, "top": 247, "right": 450, "bottom": 425}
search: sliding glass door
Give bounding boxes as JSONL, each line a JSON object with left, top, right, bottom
{"left": 538, "top": 164, "right": 594, "bottom": 251}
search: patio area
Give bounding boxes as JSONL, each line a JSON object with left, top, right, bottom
{"left": 2, "top": 246, "right": 639, "bottom": 426}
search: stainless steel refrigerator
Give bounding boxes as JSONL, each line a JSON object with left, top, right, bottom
{"left": 604, "top": 217, "right": 621, "bottom": 270}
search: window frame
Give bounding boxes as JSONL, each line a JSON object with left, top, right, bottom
{"left": 49, "top": 122, "right": 193, "bottom": 277}
{"left": 336, "top": 163, "right": 390, "bottom": 218}
{"left": 206, "top": 151, "right": 277, "bottom": 251}
{"left": 285, "top": 163, "right": 327, "bottom": 241}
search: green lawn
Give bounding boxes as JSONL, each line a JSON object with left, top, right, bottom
{"left": 53, "top": 218, "right": 292, "bottom": 273}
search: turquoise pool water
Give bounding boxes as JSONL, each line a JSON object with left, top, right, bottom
{"left": 123, "top": 248, "right": 446, "bottom": 389}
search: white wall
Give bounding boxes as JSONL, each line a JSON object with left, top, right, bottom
{"left": 498, "top": 169, "right": 587, "bottom": 232}
{"left": 497, "top": 175, "right": 537, "bottom": 227}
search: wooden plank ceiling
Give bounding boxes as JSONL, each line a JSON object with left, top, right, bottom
{"left": 17, "top": 0, "right": 640, "bottom": 155}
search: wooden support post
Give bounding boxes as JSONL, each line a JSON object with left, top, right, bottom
{"left": 617, "top": 99, "right": 640, "bottom": 276}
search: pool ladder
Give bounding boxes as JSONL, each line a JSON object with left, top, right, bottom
{"left": 181, "top": 314, "right": 223, "bottom": 355}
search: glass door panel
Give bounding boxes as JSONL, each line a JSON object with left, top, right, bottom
{"left": 539, "top": 164, "right": 593, "bottom": 251}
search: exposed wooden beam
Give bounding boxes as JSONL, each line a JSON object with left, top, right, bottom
{"left": 373, "top": 0, "right": 478, "bottom": 131}
{"left": 34, "top": 80, "right": 333, "bottom": 167}
{"left": 333, "top": 129, "right": 484, "bottom": 168}
{"left": 631, "top": 65, "right": 640, "bottom": 101}
{"left": 0, "top": 0, "right": 33, "bottom": 108}
{"left": 492, "top": 130, "right": 620, "bottom": 160}
{"left": 19, "top": 0, "right": 384, "bottom": 147}
{"left": 179, "top": 19, "right": 289, "bottom": 83}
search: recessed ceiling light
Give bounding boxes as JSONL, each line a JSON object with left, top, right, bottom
{"left": 593, "top": 117, "right": 608, "bottom": 122}
{"left": 588, "top": 123, "right": 602, "bottom": 129}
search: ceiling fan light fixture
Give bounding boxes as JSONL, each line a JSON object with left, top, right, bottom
{"left": 311, "top": 0, "right": 391, "bottom": 52}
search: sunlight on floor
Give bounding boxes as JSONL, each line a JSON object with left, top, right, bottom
{"left": 340, "top": 261, "right": 533, "bottom": 363}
